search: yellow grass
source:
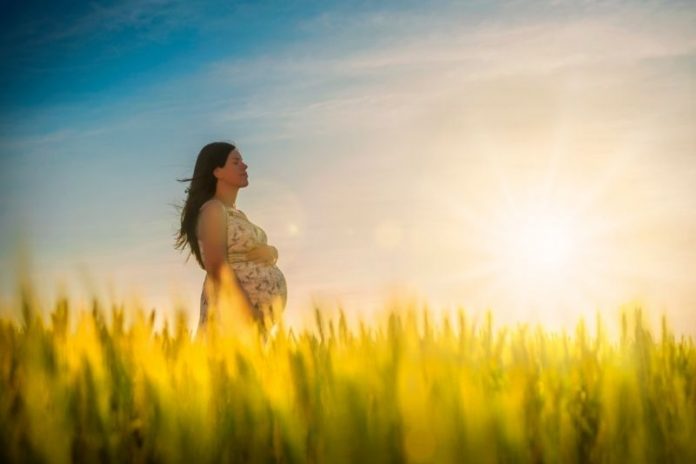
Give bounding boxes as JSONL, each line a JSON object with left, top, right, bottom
{"left": 1, "top": 283, "right": 695, "bottom": 463}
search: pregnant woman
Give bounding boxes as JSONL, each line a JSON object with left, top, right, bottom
{"left": 175, "top": 141, "right": 287, "bottom": 335}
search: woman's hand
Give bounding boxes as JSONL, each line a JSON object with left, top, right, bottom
{"left": 246, "top": 245, "right": 278, "bottom": 265}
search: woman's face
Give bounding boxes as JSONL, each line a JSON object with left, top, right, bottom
{"left": 214, "top": 149, "right": 249, "bottom": 188}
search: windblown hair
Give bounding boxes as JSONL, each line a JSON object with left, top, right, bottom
{"left": 175, "top": 141, "right": 235, "bottom": 269}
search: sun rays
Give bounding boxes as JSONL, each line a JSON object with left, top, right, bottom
{"left": 412, "top": 121, "right": 670, "bottom": 328}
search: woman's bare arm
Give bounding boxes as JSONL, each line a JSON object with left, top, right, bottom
{"left": 198, "top": 202, "right": 255, "bottom": 314}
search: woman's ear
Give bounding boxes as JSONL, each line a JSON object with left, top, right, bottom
{"left": 212, "top": 166, "right": 221, "bottom": 179}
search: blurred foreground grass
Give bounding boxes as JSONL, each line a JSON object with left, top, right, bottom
{"left": 1, "top": 289, "right": 695, "bottom": 463}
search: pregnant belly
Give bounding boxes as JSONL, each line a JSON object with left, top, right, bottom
{"left": 232, "top": 261, "right": 287, "bottom": 309}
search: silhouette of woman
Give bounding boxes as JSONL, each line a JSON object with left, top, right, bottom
{"left": 175, "top": 142, "right": 287, "bottom": 334}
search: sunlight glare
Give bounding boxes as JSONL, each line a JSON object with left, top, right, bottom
{"left": 515, "top": 216, "right": 575, "bottom": 272}
{"left": 498, "top": 209, "right": 580, "bottom": 290}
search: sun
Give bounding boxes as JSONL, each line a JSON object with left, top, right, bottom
{"left": 461, "top": 199, "right": 604, "bottom": 319}
{"left": 506, "top": 214, "right": 576, "bottom": 275}
{"left": 490, "top": 206, "right": 580, "bottom": 291}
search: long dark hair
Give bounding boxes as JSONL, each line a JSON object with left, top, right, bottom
{"left": 175, "top": 141, "right": 235, "bottom": 269}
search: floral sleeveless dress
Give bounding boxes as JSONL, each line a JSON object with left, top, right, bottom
{"left": 197, "top": 198, "right": 287, "bottom": 329}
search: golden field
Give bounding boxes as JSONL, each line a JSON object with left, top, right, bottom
{"left": 1, "top": 286, "right": 695, "bottom": 463}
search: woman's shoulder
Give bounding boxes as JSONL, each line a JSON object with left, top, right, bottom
{"left": 197, "top": 198, "right": 228, "bottom": 232}
{"left": 199, "top": 197, "right": 226, "bottom": 212}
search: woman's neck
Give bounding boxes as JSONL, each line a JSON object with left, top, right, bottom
{"left": 214, "top": 184, "right": 239, "bottom": 208}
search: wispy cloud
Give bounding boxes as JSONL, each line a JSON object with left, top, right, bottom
{"left": 198, "top": 7, "right": 695, "bottom": 143}
{"left": 6, "top": 3, "right": 694, "bottom": 158}
{"left": 2, "top": 0, "right": 196, "bottom": 49}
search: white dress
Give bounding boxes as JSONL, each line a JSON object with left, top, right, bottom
{"left": 197, "top": 198, "right": 287, "bottom": 329}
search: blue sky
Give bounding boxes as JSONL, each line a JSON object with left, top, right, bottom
{"left": 2, "top": 1, "right": 316, "bottom": 107}
{"left": 1, "top": 0, "right": 695, "bottom": 334}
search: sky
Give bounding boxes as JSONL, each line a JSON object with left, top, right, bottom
{"left": 1, "top": 0, "right": 695, "bottom": 335}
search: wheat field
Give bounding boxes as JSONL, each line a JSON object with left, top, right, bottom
{"left": 1, "top": 288, "right": 695, "bottom": 463}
